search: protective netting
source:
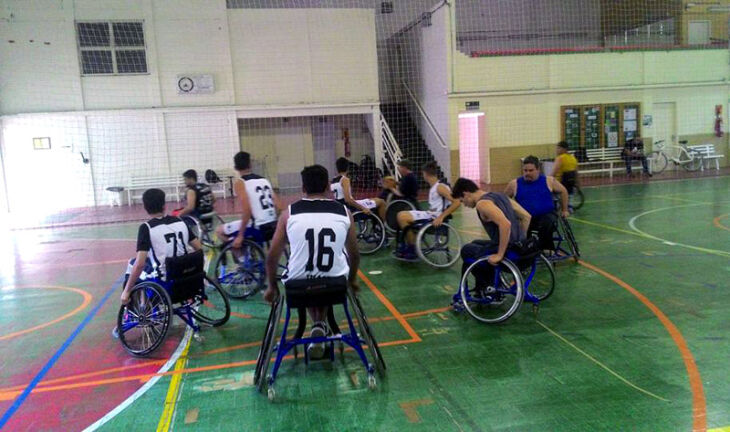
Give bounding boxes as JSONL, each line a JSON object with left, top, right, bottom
{"left": 0, "top": 0, "right": 728, "bottom": 227}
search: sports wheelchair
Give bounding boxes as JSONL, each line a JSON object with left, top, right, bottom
{"left": 348, "top": 196, "right": 412, "bottom": 255}
{"left": 213, "top": 225, "right": 289, "bottom": 299}
{"left": 254, "top": 276, "right": 386, "bottom": 401}
{"left": 176, "top": 211, "right": 224, "bottom": 249}
{"left": 117, "top": 250, "right": 231, "bottom": 356}
{"left": 549, "top": 196, "right": 580, "bottom": 263}
{"left": 452, "top": 239, "right": 555, "bottom": 324}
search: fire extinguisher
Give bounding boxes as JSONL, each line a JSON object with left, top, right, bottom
{"left": 342, "top": 128, "right": 351, "bottom": 157}
{"left": 715, "top": 105, "right": 724, "bottom": 137}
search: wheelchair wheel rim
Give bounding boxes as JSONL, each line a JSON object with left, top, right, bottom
{"left": 189, "top": 275, "right": 230, "bottom": 326}
{"left": 416, "top": 223, "right": 462, "bottom": 268}
{"left": 353, "top": 212, "right": 385, "bottom": 255}
{"left": 118, "top": 283, "right": 171, "bottom": 356}
{"left": 459, "top": 258, "right": 524, "bottom": 324}
{"left": 384, "top": 200, "right": 416, "bottom": 233}
{"left": 522, "top": 254, "right": 555, "bottom": 302}
{"left": 216, "top": 243, "right": 265, "bottom": 299}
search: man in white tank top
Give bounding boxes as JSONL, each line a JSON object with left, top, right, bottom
{"left": 395, "top": 161, "right": 460, "bottom": 260}
{"left": 330, "top": 157, "right": 387, "bottom": 219}
{"left": 265, "top": 165, "right": 360, "bottom": 359}
{"left": 216, "top": 151, "right": 281, "bottom": 248}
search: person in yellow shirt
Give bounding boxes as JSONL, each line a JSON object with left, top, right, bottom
{"left": 551, "top": 141, "right": 578, "bottom": 194}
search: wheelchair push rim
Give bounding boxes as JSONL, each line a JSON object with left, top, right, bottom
{"left": 352, "top": 211, "right": 386, "bottom": 255}
{"left": 415, "top": 222, "right": 462, "bottom": 268}
{"left": 188, "top": 275, "right": 231, "bottom": 326}
{"left": 384, "top": 199, "right": 416, "bottom": 233}
{"left": 117, "top": 282, "right": 172, "bottom": 356}
{"left": 348, "top": 291, "right": 387, "bottom": 376}
{"left": 459, "top": 257, "right": 525, "bottom": 324}
{"left": 214, "top": 241, "right": 266, "bottom": 299}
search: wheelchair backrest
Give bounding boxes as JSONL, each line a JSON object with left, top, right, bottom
{"left": 165, "top": 250, "right": 205, "bottom": 304}
{"left": 284, "top": 276, "right": 348, "bottom": 308}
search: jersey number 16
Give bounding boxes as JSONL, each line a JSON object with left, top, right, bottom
{"left": 305, "top": 228, "right": 335, "bottom": 272}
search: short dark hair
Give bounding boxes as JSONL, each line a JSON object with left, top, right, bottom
{"left": 336, "top": 157, "right": 349, "bottom": 173}
{"left": 397, "top": 159, "right": 412, "bottom": 171}
{"left": 557, "top": 141, "right": 569, "bottom": 150}
{"left": 142, "top": 188, "right": 165, "bottom": 214}
{"left": 522, "top": 155, "right": 540, "bottom": 169}
{"left": 451, "top": 178, "right": 479, "bottom": 199}
{"left": 183, "top": 169, "right": 197, "bottom": 181}
{"left": 301, "top": 165, "right": 329, "bottom": 194}
{"left": 234, "top": 151, "right": 251, "bottom": 171}
{"left": 422, "top": 161, "right": 438, "bottom": 177}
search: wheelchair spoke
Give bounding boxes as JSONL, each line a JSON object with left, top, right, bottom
{"left": 459, "top": 258, "right": 524, "bottom": 324}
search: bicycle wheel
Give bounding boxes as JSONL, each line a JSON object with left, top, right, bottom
{"left": 571, "top": 186, "right": 584, "bottom": 211}
{"left": 459, "top": 257, "right": 524, "bottom": 324}
{"left": 117, "top": 282, "right": 172, "bottom": 357}
{"left": 647, "top": 151, "right": 668, "bottom": 174}
{"left": 352, "top": 211, "right": 386, "bottom": 255}
{"left": 214, "top": 241, "right": 266, "bottom": 299}
{"left": 683, "top": 154, "right": 703, "bottom": 172}
{"left": 415, "top": 223, "right": 462, "bottom": 268}
{"left": 522, "top": 254, "right": 555, "bottom": 302}
{"left": 189, "top": 275, "right": 230, "bottom": 326}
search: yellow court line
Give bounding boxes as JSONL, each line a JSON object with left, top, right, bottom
{"left": 536, "top": 320, "right": 669, "bottom": 402}
{"left": 156, "top": 335, "right": 192, "bottom": 432}
{"left": 709, "top": 426, "right": 730, "bottom": 432}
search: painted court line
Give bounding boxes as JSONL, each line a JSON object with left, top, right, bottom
{"left": 82, "top": 328, "right": 193, "bottom": 432}
{"left": 0, "top": 283, "right": 117, "bottom": 429}
{"left": 0, "top": 286, "right": 93, "bottom": 342}
{"left": 536, "top": 320, "right": 669, "bottom": 402}
{"left": 156, "top": 335, "right": 192, "bottom": 432}
{"left": 713, "top": 214, "right": 730, "bottom": 233}
{"left": 579, "top": 260, "right": 706, "bottom": 431}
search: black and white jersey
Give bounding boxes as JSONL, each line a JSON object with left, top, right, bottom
{"left": 285, "top": 199, "right": 351, "bottom": 281}
{"left": 330, "top": 175, "right": 347, "bottom": 204}
{"left": 191, "top": 183, "right": 214, "bottom": 213}
{"left": 136, "top": 216, "right": 197, "bottom": 277}
{"left": 239, "top": 174, "right": 277, "bottom": 227}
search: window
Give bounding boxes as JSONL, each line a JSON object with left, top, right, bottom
{"left": 76, "top": 21, "right": 147, "bottom": 75}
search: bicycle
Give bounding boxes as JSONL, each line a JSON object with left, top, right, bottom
{"left": 647, "top": 140, "right": 703, "bottom": 174}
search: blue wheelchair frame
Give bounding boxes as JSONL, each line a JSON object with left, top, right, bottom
{"left": 120, "top": 277, "right": 203, "bottom": 333}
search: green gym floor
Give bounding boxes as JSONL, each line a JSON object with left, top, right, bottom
{"left": 2, "top": 175, "right": 730, "bottom": 431}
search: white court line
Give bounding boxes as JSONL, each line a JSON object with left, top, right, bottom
{"left": 82, "top": 328, "right": 193, "bottom": 432}
{"left": 628, "top": 203, "right": 730, "bottom": 258}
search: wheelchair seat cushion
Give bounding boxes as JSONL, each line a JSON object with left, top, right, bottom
{"left": 284, "top": 276, "right": 348, "bottom": 308}
{"left": 165, "top": 250, "right": 205, "bottom": 303}
{"left": 510, "top": 236, "right": 541, "bottom": 262}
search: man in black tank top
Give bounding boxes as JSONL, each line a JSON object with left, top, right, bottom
{"left": 177, "top": 170, "right": 215, "bottom": 220}
{"left": 451, "top": 178, "right": 531, "bottom": 285}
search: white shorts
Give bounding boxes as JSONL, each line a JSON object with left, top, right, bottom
{"left": 408, "top": 210, "right": 437, "bottom": 222}
{"left": 356, "top": 199, "right": 377, "bottom": 210}
{"left": 222, "top": 220, "right": 248, "bottom": 236}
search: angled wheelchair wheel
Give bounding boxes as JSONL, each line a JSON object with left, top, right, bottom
{"left": 522, "top": 254, "right": 555, "bottom": 302}
{"left": 214, "top": 241, "right": 266, "bottom": 299}
{"left": 559, "top": 217, "right": 580, "bottom": 261}
{"left": 352, "top": 211, "right": 386, "bottom": 255}
{"left": 571, "top": 186, "right": 584, "bottom": 211}
{"left": 117, "top": 282, "right": 172, "bottom": 356}
{"left": 189, "top": 275, "right": 230, "bottom": 327}
{"left": 384, "top": 199, "right": 416, "bottom": 233}
{"left": 348, "top": 291, "right": 386, "bottom": 376}
{"left": 415, "top": 223, "right": 462, "bottom": 268}
{"left": 255, "top": 297, "right": 283, "bottom": 392}
{"left": 459, "top": 257, "right": 524, "bottom": 324}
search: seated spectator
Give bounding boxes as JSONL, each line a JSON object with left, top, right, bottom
{"left": 623, "top": 137, "right": 652, "bottom": 176}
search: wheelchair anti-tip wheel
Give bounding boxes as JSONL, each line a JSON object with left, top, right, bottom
{"left": 415, "top": 222, "right": 462, "bottom": 268}
{"left": 521, "top": 254, "right": 555, "bottom": 302}
{"left": 214, "top": 240, "right": 266, "bottom": 299}
{"left": 384, "top": 199, "right": 416, "bottom": 233}
{"left": 189, "top": 275, "right": 231, "bottom": 326}
{"left": 352, "top": 211, "right": 386, "bottom": 254}
{"left": 117, "top": 282, "right": 172, "bottom": 356}
{"left": 459, "top": 257, "right": 525, "bottom": 324}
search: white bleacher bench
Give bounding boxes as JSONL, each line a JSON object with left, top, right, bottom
{"left": 126, "top": 175, "right": 227, "bottom": 206}
{"left": 577, "top": 147, "right": 645, "bottom": 178}
{"left": 688, "top": 144, "right": 724, "bottom": 171}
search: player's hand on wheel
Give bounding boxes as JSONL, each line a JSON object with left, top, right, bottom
{"left": 349, "top": 281, "right": 360, "bottom": 294}
{"left": 120, "top": 290, "right": 131, "bottom": 305}
{"left": 232, "top": 235, "right": 244, "bottom": 249}
{"left": 263, "top": 287, "right": 279, "bottom": 304}
{"left": 487, "top": 254, "right": 503, "bottom": 266}
{"left": 432, "top": 216, "right": 444, "bottom": 227}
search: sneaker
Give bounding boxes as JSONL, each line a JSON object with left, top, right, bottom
{"left": 308, "top": 322, "right": 327, "bottom": 360}
{"left": 111, "top": 326, "right": 119, "bottom": 339}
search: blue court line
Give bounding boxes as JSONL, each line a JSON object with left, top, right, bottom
{"left": 0, "top": 279, "right": 120, "bottom": 429}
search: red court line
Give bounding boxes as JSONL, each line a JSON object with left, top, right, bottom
{"left": 579, "top": 260, "right": 706, "bottom": 432}
{"left": 0, "top": 286, "right": 93, "bottom": 342}
{"left": 712, "top": 214, "right": 730, "bottom": 233}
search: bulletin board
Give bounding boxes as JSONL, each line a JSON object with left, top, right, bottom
{"left": 561, "top": 102, "right": 640, "bottom": 149}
